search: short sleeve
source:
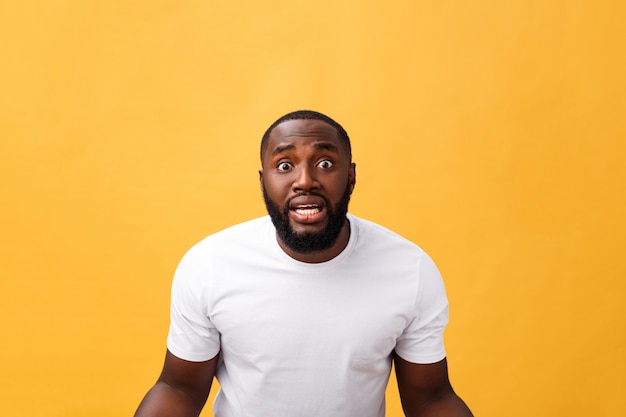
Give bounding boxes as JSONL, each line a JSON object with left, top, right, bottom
{"left": 166, "top": 244, "right": 221, "bottom": 362}
{"left": 394, "top": 252, "right": 449, "bottom": 364}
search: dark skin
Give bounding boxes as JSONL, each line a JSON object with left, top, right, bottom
{"left": 134, "top": 351, "right": 218, "bottom": 417}
{"left": 259, "top": 119, "right": 356, "bottom": 263}
{"left": 135, "top": 118, "right": 472, "bottom": 416}
{"left": 394, "top": 355, "right": 473, "bottom": 417}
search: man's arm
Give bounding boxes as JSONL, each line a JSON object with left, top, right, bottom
{"left": 394, "top": 353, "right": 473, "bottom": 417}
{"left": 134, "top": 350, "right": 219, "bottom": 417}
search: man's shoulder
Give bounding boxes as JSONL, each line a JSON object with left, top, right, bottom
{"left": 216, "top": 215, "right": 272, "bottom": 235}
{"left": 186, "top": 216, "right": 272, "bottom": 254}
{"left": 350, "top": 214, "right": 421, "bottom": 251}
{"left": 203, "top": 215, "right": 271, "bottom": 241}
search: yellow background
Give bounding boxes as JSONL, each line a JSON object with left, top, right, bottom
{"left": 1, "top": 1, "right": 624, "bottom": 416}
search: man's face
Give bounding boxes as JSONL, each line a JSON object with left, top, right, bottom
{"left": 259, "top": 119, "right": 356, "bottom": 255}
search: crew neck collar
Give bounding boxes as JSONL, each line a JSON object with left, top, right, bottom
{"left": 270, "top": 214, "right": 359, "bottom": 270}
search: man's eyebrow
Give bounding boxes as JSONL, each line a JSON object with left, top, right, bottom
{"left": 271, "top": 142, "right": 340, "bottom": 156}
{"left": 312, "top": 142, "right": 339, "bottom": 153}
{"left": 272, "top": 144, "right": 296, "bottom": 156}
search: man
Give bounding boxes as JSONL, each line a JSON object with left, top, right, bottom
{"left": 135, "top": 110, "right": 473, "bottom": 417}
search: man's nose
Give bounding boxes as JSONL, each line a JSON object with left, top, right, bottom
{"left": 292, "top": 164, "right": 320, "bottom": 192}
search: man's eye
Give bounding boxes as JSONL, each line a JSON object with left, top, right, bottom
{"left": 277, "top": 162, "right": 292, "bottom": 171}
{"left": 317, "top": 160, "right": 334, "bottom": 169}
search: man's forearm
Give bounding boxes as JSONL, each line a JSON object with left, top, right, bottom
{"left": 134, "top": 381, "right": 207, "bottom": 417}
{"left": 409, "top": 392, "right": 473, "bottom": 417}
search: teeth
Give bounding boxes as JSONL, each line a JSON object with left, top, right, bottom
{"left": 295, "top": 207, "right": 321, "bottom": 215}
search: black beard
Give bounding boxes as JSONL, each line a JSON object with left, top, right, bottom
{"left": 263, "top": 182, "right": 352, "bottom": 255}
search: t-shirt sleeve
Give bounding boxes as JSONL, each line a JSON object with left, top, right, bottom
{"left": 394, "top": 251, "right": 449, "bottom": 364}
{"left": 166, "top": 244, "right": 221, "bottom": 362}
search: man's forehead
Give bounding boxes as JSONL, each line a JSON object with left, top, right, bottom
{"left": 269, "top": 119, "right": 339, "bottom": 142}
{"left": 261, "top": 118, "right": 351, "bottom": 165}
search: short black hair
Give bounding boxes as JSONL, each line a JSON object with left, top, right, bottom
{"left": 260, "top": 110, "right": 351, "bottom": 161}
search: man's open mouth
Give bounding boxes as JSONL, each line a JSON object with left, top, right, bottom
{"left": 293, "top": 205, "right": 322, "bottom": 215}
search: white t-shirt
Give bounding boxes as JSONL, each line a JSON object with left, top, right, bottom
{"left": 167, "top": 214, "right": 449, "bottom": 417}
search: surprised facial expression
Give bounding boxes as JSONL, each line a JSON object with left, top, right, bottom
{"left": 259, "top": 119, "right": 356, "bottom": 259}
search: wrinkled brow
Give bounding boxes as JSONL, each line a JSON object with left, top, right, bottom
{"left": 271, "top": 142, "right": 339, "bottom": 156}
{"left": 271, "top": 144, "right": 296, "bottom": 156}
{"left": 312, "top": 142, "right": 339, "bottom": 153}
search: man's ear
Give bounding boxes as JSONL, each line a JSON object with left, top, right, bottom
{"left": 349, "top": 162, "right": 356, "bottom": 193}
{"left": 259, "top": 168, "right": 264, "bottom": 192}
